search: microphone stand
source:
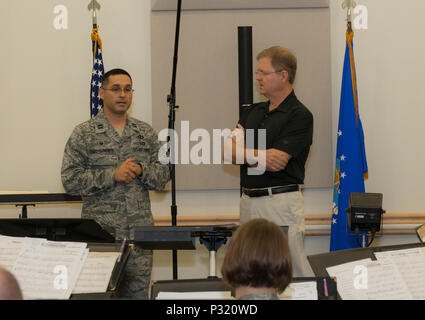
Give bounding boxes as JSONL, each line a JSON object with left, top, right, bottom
{"left": 167, "top": 0, "right": 182, "bottom": 280}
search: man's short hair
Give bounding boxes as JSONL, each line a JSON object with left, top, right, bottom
{"left": 257, "top": 46, "right": 297, "bottom": 84}
{"left": 101, "top": 68, "right": 132, "bottom": 87}
{"left": 221, "top": 218, "right": 293, "bottom": 294}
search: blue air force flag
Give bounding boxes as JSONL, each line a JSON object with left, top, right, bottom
{"left": 330, "top": 30, "right": 368, "bottom": 251}
{"left": 90, "top": 27, "right": 104, "bottom": 118}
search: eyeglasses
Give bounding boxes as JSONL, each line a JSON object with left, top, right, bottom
{"left": 255, "top": 70, "right": 284, "bottom": 77}
{"left": 102, "top": 87, "right": 134, "bottom": 94}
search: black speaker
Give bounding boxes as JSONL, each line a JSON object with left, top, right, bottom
{"left": 238, "top": 26, "right": 253, "bottom": 114}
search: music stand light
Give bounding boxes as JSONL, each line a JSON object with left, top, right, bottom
{"left": 346, "top": 192, "right": 385, "bottom": 247}
{"left": 415, "top": 224, "right": 425, "bottom": 244}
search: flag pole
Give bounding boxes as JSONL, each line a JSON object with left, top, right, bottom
{"left": 342, "top": 0, "right": 355, "bottom": 33}
{"left": 89, "top": 0, "right": 104, "bottom": 118}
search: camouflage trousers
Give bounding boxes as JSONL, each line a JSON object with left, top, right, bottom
{"left": 117, "top": 246, "right": 152, "bottom": 300}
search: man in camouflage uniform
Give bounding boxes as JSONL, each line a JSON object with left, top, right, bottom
{"left": 61, "top": 68, "right": 170, "bottom": 299}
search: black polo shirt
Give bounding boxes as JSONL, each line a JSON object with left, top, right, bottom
{"left": 239, "top": 90, "right": 313, "bottom": 188}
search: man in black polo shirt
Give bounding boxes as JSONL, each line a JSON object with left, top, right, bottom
{"left": 228, "top": 46, "right": 313, "bottom": 276}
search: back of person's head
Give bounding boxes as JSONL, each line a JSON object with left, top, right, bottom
{"left": 101, "top": 68, "right": 132, "bottom": 87}
{"left": 221, "top": 218, "right": 293, "bottom": 294}
{"left": 0, "top": 266, "right": 23, "bottom": 300}
{"left": 257, "top": 46, "right": 297, "bottom": 84}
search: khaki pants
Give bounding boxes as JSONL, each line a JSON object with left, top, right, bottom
{"left": 240, "top": 190, "right": 312, "bottom": 277}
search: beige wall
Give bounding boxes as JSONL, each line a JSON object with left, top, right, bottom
{"left": 0, "top": 0, "right": 152, "bottom": 192}
{"left": 330, "top": 0, "right": 425, "bottom": 213}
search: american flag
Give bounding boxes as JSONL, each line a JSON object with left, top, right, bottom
{"left": 90, "top": 27, "right": 104, "bottom": 118}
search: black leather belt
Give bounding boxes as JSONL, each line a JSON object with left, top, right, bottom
{"left": 242, "top": 185, "right": 299, "bottom": 198}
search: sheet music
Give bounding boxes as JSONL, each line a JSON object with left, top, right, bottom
{"left": 0, "top": 235, "right": 26, "bottom": 271}
{"left": 327, "top": 258, "right": 413, "bottom": 300}
{"left": 156, "top": 291, "right": 232, "bottom": 300}
{"left": 360, "top": 259, "right": 412, "bottom": 300}
{"left": 279, "top": 281, "right": 318, "bottom": 300}
{"left": 12, "top": 239, "right": 88, "bottom": 300}
{"left": 375, "top": 250, "right": 425, "bottom": 299}
{"left": 374, "top": 247, "right": 424, "bottom": 259}
{"left": 326, "top": 259, "right": 372, "bottom": 300}
{"left": 72, "top": 252, "right": 119, "bottom": 294}
{"left": 290, "top": 281, "right": 318, "bottom": 300}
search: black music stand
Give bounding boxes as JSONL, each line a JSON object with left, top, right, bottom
{"left": 150, "top": 277, "right": 337, "bottom": 300}
{"left": 307, "top": 242, "right": 425, "bottom": 300}
{"left": 134, "top": 225, "right": 236, "bottom": 278}
{"left": 150, "top": 277, "right": 231, "bottom": 300}
{"left": 0, "top": 194, "right": 131, "bottom": 298}
{"left": 134, "top": 226, "right": 197, "bottom": 250}
{"left": 0, "top": 193, "right": 82, "bottom": 219}
{"left": 70, "top": 242, "right": 131, "bottom": 299}
{"left": 0, "top": 220, "right": 128, "bottom": 299}
{"left": 308, "top": 242, "right": 425, "bottom": 278}
{"left": 0, "top": 219, "right": 115, "bottom": 243}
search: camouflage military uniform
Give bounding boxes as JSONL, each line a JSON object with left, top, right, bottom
{"left": 61, "top": 110, "right": 170, "bottom": 299}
